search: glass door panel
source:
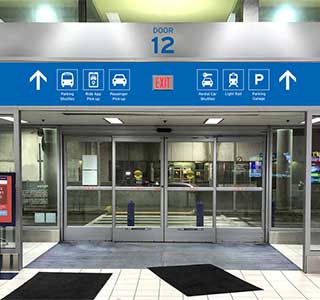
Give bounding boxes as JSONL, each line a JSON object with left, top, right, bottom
{"left": 217, "top": 142, "right": 263, "bottom": 187}
{"left": 115, "top": 190, "right": 161, "bottom": 227}
{"left": 166, "top": 140, "right": 214, "bottom": 242}
{"left": 216, "top": 138, "right": 265, "bottom": 243}
{"left": 64, "top": 137, "right": 112, "bottom": 241}
{"left": 114, "top": 139, "right": 163, "bottom": 241}
{"left": 167, "top": 190, "right": 213, "bottom": 228}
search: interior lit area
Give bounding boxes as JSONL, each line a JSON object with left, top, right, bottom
{"left": 1, "top": 0, "right": 320, "bottom": 23}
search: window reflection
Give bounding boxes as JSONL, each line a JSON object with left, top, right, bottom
{"left": 217, "top": 142, "right": 263, "bottom": 187}
{"left": 116, "top": 142, "right": 161, "bottom": 186}
{"left": 168, "top": 142, "right": 213, "bottom": 187}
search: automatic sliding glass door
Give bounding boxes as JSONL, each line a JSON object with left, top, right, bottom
{"left": 216, "top": 137, "right": 265, "bottom": 243}
{"left": 113, "top": 138, "right": 163, "bottom": 241}
{"left": 64, "top": 137, "right": 112, "bottom": 241}
{"left": 165, "top": 139, "right": 215, "bottom": 242}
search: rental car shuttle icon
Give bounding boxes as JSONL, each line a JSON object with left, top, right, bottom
{"left": 201, "top": 72, "right": 213, "bottom": 88}
{"left": 61, "top": 72, "right": 74, "bottom": 88}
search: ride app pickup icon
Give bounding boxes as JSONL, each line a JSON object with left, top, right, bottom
{"left": 83, "top": 69, "right": 104, "bottom": 91}
{"left": 57, "top": 69, "right": 78, "bottom": 91}
{"left": 196, "top": 69, "right": 218, "bottom": 91}
{"left": 109, "top": 69, "right": 131, "bottom": 91}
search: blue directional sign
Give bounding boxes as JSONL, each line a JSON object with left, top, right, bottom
{"left": 0, "top": 61, "right": 317, "bottom": 106}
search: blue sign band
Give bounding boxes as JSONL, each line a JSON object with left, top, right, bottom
{"left": 0, "top": 61, "right": 314, "bottom": 106}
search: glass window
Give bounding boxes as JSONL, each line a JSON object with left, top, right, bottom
{"left": 216, "top": 191, "right": 262, "bottom": 227}
{"left": 168, "top": 191, "right": 213, "bottom": 228}
{"left": 0, "top": 0, "right": 78, "bottom": 22}
{"left": 272, "top": 129, "right": 304, "bottom": 228}
{"left": 217, "top": 141, "right": 263, "bottom": 187}
{"left": 168, "top": 142, "right": 213, "bottom": 187}
{"left": 311, "top": 126, "right": 320, "bottom": 251}
{"left": 66, "top": 140, "right": 112, "bottom": 186}
{"left": 115, "top": 190, "right": 160, "bottom": 227}
{"left": 116, "top": 142, "right": 161, "bottom": 187}
{"left": 22, "top": 128, "right": 58, "bottom": 226}
{"left": 67, "top": 190, "right": 112, "bottom": 226}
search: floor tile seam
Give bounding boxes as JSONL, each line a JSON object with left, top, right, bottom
{"left": 107, "top": 268, "right": 122, "bottom": 300}
{"left": 240, "top": 270, "right": 263, "bottom": 300}
{"left": 260, "top": 271, "right": 286, "bottom": 300}
{"left": 280, "top": 271, "right": 309, "bottom": 299}
{"left": 133, "top": 269, "right": 142, "bottom": 300}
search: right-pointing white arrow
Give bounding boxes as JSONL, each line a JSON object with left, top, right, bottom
{"left": 279, "top": 70, "right": 296, "bottom": 91}
{"left": 29, "top": 70, "right": 47, "bottom": 91}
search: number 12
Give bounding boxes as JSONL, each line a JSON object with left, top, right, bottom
{"left": 152, "top": 36, "right": 175, "bottom": 54}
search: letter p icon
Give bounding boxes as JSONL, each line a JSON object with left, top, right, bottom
{"left": 255, "top": 74, "right": 264, "bottom": 85}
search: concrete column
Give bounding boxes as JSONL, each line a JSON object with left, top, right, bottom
{"left": 276, "top": 129, "right": 293, "bottom": 209}
{"left": 243, "top": 0, "right": 259, "bottom": 22}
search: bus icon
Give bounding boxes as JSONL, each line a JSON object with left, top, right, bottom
{"left": 61, "top": 72, "right": 74, "bottom": 88}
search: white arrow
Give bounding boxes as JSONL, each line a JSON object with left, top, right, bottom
{"left": 279, "top": 70, "right": 296, "bottom": 91}
{"left": 29, "top": 70, "right": 47, "bottom": 91}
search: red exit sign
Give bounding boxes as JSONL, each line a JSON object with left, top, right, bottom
{"left": 152, "top": 75, "right": 174, "bottom": 90}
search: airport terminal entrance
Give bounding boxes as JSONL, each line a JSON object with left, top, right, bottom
{"left": 63, "top": 134, "right": 266, "bottom": 243}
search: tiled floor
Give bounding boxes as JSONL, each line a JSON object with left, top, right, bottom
{"left": 271, "top": 244, "right": 303, "bottom": 269}
{"left": 2, "top": 268, "right": 320, "bottom": 300}
{"left": 23, "top": 242, "right": 57, "bottom": 267}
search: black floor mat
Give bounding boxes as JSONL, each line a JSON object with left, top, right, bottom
{"left": 149, "top": 264, "right": 262, "bottom": 296}
{"left": 0, "top": 273, "right": 17, "bottom": 280}
{"left": 3, "top": 272, "right": 112, "bottom": 300}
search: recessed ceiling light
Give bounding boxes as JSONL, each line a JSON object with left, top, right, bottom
{"left": 300, "top": 117, "right": 320, "bottom": 125}
{"left": 35, "top": 5, "right": 58, "bottom": 22}
{"left": 0, "top": 116, "right": 28, "bottom": 124}
{"left": 273, "top": 5, "right": 297, "bottom": 22}
{"left": 106, "top": 12, "right": 121, "bottom": 23}
{"left": 104, "top": 117, "right": 123, "bottom": 125}
{"left": 204, "top": 118, "right": 224, "bottom": 125}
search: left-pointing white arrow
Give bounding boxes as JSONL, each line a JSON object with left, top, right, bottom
{"left": 29, "top": 70, "right": 47, "bottom": 91}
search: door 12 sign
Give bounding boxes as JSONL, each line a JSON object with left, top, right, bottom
{"left": 0, "top": 173, "right": 16, "bottom": 226}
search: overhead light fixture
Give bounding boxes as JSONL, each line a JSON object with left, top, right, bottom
{"left": 0, "top": 116, "right": 28, "bottom": 124}
{"left": 106, "top": 12, "right": 121, "bottom": 23}
{"left": 273, "top": 5, "right": 297, "bottom": 22}
{"left": 35, "top": 5, "right": 58, "bottom": 22}
{"left": 300, "top": 117, "right": 320, "bottom": 125}
{"left": 104, "top": 117, "right": 123, "bottom": 124}
{"left": 204, "top": 118, "right": 224, "bottom": 125}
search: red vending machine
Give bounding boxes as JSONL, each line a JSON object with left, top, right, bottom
{"left": 0, "top": 173, "right": 15, "bottom": 226}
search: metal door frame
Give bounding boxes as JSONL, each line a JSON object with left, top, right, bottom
{"left": 165, "top": 137, "right": 216, "bottom": 242}
{"left": 63, "top": 135, "right": 113, "bottom": 241}
{"left": 112, "top": 136, "right": 164, "bottom": 241}
{"left": 215, "top": 136, "right": 266, "bottom": 243}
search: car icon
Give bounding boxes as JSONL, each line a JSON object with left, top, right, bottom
{"left": 202, "top": 77, "right": 213, "bottom": 88}
{"left": 112, "top": 74, "right": 127, "bottom": 87}
{"left": 61, "top": 72, "right": 74, "bottom": 88}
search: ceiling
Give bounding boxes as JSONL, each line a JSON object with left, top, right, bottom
{"left": 14, "top": 111, "right": 305, "bottom": 126}
{"left": 92, "top": 0, "right": 238, "bottom": 22}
